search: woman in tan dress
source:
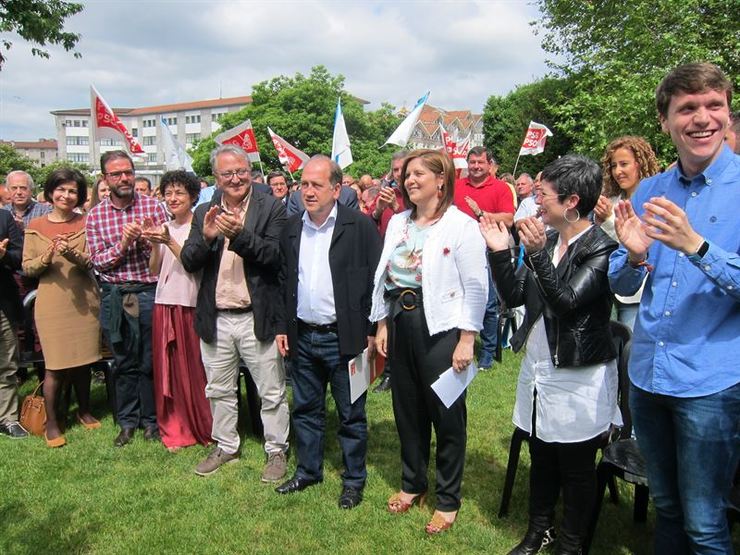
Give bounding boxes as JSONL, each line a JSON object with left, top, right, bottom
{"left": 23, "top": 168, "right": 101, "bottom": 448}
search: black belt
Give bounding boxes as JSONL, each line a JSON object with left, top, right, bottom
{"left": 385, "top": 288, "right": 422, "bottom": 311}
{"left": 218, "top": 306, "right": 253, "bottom": 314}
{"left": 298, "top": 319, "right": 338, "bottom": 334}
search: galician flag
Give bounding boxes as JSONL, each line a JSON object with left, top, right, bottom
{"left": 267, "top": 127, "right": 310, "bottom": 173}
{"left": 159, "top": 117, "right": 193, "bottom": 172}
{"left": 383, "top": 90, "right": 430, "bottom": 148}
{"left": 331, "top": 99, "right": 352, "bottom": 169}
{"left": 90, "top": 85, "right": 144, "bottom": 155}
{"left": 214, "top": 119, "right": 261, "bottom": 163}
{"left": 519, "top": 121, "right": 553, "bottom": 156}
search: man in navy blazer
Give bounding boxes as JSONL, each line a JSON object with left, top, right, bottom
{"left": 274, "top": 155, "right": 381, "bottom": 509}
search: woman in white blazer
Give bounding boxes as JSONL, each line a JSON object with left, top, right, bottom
{"left": 372, "top": 149, "right": 487, "bottom": 534}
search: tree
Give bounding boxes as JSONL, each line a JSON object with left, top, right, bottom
{"left": 482, "top": 77, "right": 574, "bottom": 176}
{"left": 0, "top": 142, "right": 37, "bottom": 181}
{"left": 190, "top": 66, "right": 400, "bottom": 179}
{"left": 0, "top": 0, "right": 83, "bottom": 70}
{"left": 534, "top": 0, "right": 739, "bottom": 165}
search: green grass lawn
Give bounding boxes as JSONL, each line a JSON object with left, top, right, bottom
{"left": 0, "top": 350, "right": 725, "bottom": 554}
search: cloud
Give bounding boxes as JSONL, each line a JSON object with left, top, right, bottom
{"left": 0, "top": 0, "right": 550, "bottom": 140}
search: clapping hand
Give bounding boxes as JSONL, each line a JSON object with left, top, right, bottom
{"left": 517, "top": 217, "right": 547, "bottom": 253}
{"left": 121, "top": 221, "right": 143, "bottom": 250}
{"left": 375, "top": 186, "right": 398, "bottom": 212}
{"left": 465, "top": 196, "right": 482, "bottom": 218}
{"left": 215, "top": 209, "right": 243, "bottom": 240}
{"left": 614, "top": 200, "right": 653, "bottom": 260}
{"left": 641, "top": 197, "right": 703, "bottom": 255}
{"left": 593, "top": 195, "right": 613, "bottom": 225}
{"left": 479, "top": 214, "right": 510, "bottom": 252}
{"left": 203, "top": 206, "right": 220, "bottom": 242}
{"left": 143, "top": 224, "right": 171, "bottom": 245}
{"left": 0, "top": 238, "right": 9, "bottom": 260}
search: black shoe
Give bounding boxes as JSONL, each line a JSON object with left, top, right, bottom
{"left": 338, "top": 486, "right": 363, "bottom": 509}
{"left": 0, "top": 422, "right": 29, "bottom": 439}
{"left": 143, "top": 426, "right": 161, "bottom": 442}
{"left": 275, "top": 475, "right": 322, "bottom": 494}
{"left": 114, "top": 427, "right": 135, "bottom": 447}
{"left": 507, "top": 526, "right": 556, "bottom": 555}
{"left": 373, "top": 375, "right": 391, "bottom": 393}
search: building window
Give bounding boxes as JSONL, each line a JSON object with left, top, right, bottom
{"left": 143, "top": 119, "right": 156, "bottom": 128}
{"left": 166, "top": 117, "right": 177, "bottom": 125}
{"left": 67, "top": 153, "right": 89, "bottom": 163}
{"left": 186, "top": 115, "right": 201, "bottom": 124}
{"left": 148, "top": 153, "right": 157, "bottom": 163}
{"left": 100, "top": 138, "right": 120, "bottom": 146}
{"left": 143, "top": 136, "right": 156, "bottom": 146}
{"left": 66, "top": 136, "right": 89, "bottom": 145}
{"left": 64, "top": 119, "right": 72, "bottom": 127}
{"left": 131, "top": 128, "right": 138, "bottom": 137}
{"left": 40, "top": 151, "right": 45, "bottom": 159}
{"left": 212, "top": 112, "right": 225, "bottom": 122}
{"left": 185, "top": 133, "right": 200, "bottom": 144}
{"left": 82, "top": 120, "right": 88, "bottom": 128}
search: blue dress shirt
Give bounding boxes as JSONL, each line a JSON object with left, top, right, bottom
{"left": 608, "top": 145, "right": 740, "bottom": 397}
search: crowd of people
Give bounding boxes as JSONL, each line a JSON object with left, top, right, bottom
{"left": 0, "top": 62, "right": 738, "bottom": 554}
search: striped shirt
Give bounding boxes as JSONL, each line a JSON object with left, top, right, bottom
{"left": 86, "top": 193, "right": 168, "bottom": 283}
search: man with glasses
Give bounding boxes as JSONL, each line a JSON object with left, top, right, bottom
{"left": 86, "top": 150, "right": 168, "bottom": 447}
{"left": 181, "top": 145, "right": 290, "bottom": 481}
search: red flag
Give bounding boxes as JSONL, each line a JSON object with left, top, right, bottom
{"left": 439, "top": 124, "right": 456, "bottom": 155}
{"left": 267, "top": 127, "right": 310, "bottom": 173}
{"left": 213, "top": 119, "right": 261, "bottom": 163}
{"left": 519, "top": 121, "right": 553, "bottom": 156}
{"left": 90, "top": 85, "right": 144, "bottom": 155}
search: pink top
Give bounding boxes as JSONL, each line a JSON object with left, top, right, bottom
{"left": 154, "top": 221, "right": 201, "bottom": 307}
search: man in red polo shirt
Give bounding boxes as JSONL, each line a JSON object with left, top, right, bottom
{"left": 454, "top": 147, "right": 515, "bottom": 369}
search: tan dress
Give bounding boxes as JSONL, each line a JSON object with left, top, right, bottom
{"left": 22, "top": 214, "right": 101, "bottom": 370}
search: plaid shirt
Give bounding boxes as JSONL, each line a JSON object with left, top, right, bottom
{"left": 2, "top": 201, "right": 52, "bottom": 228}
{"left": 86, "top": 193, "right": 168, "bottom": 283}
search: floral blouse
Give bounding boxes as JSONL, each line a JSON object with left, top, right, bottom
{"left": 385, "top": 218, "right": 432, "bottom": 290}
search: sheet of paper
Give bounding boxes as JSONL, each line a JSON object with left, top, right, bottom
{"left": 348, "top": 348, "right": 370, "bottom": 403}
{"left": 430, "top": 362, "right": 478, "bottom": 408}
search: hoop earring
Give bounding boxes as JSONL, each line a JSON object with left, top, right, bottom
{"left": 563, "top": 207, "right": 581, "bottom": 223}
{"left": 437, "top": 185, "right": 443, "bottom": 198}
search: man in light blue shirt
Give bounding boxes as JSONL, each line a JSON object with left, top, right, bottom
{"left": 608, "top": 62, "right": 739, "bottom": 554}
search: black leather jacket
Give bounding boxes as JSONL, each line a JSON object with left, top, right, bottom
{"left": 490, "top": 225, "right": 618, "bottom": 368}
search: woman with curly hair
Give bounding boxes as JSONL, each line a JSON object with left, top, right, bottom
{"left": 594, "top": 136, "right": 660, "bottom": 329}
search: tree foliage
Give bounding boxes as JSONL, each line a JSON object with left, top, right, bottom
{"left": 190, "top": 66, "right": 400, "bottom": 179}
{"left": 0, "top": 143, "right": 90, "bottom": 191}
{"left": 482, "top": 77, "right": 574, "bottom": 176}
{"left": 533, "top": 0, "right": 739, "bottom": 165}
{"left": 0, "top": 0, "right": 83, "bottom": 70}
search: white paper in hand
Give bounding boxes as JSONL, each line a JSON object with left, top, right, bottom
{"left": 348, "top": 348, "right": 370, "bottom": 403}
{"left": 430, "top": 362, "right": 478, "bottom": 408}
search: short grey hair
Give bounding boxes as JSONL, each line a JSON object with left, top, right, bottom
{"left": 210, "top": 144, "right": 252, "bottom": 174}
{"left": 6, "top": 170, "right": 34, "bottom": 189}
{"left": 305, "top": 155, "right": 342, "bottom": 187}
{"left": 517, "top": 173, "right": 533, "bottom": 183}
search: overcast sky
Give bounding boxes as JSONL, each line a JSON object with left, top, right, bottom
{"left": 0, "top": 0, "right": 551, "bottom": 141}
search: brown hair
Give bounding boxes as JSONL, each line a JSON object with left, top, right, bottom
{"left": 601, "top": 136, "right": 660, "bottom": 198}
{"left": 399, "top": 149, "right": 455, "bottom": 220}
{"left": 656, "top": 62, "right": 733, "bottom": 119}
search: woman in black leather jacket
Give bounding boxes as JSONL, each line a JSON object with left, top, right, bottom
{"left": 480, "top": 155, "right": 620, "bottom": 555}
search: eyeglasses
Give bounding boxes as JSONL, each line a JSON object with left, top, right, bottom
{"left": 105, "top": 170, "right": 135, "bottom": 181}
{"left": 217, "top": 168, "right": 250, "bottom": 180}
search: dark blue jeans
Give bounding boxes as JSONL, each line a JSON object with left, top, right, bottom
{"left": 291, "top": 328, "right": 367, "bottom": 489}
{"left": 630, "top": 382, "right": 740, "bottom": 555}
{"left": 478, "top": 269, "right": 499, "bottom": 364}
{"left": 100, "top": 286, "right": 157, "bottom": 430}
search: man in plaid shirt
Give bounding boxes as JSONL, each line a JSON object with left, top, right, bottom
{"left": 86, "top": 150, "right": 167, "bottom": 447}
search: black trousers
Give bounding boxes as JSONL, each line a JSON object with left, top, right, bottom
{"left": 528, "top": 428, "right": 602, "bottom": 547}
{"left": 388, "top": 301, "right": 465, "bottom": 511}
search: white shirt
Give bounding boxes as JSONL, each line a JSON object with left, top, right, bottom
{"left": 514, "top": 195, "right": 538, "bottom": 222}
{"left": 512, "top": 226, "right": 622, "bottom": 443}
{"left": 297, "top": 203, "right": 337, "bottom": 325}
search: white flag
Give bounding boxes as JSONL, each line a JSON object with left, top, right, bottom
{"left": 159, "top": 118, "right": 193, "bottom": 172}
{"left": 331, "top": 99, "right": 352, "bottom": 169}
{"left": 90, "top": 85, "right": 144, "bottom": 155}
{"left": 519, "top": 121, "right": 553, "bottom": 156}
{"left": 383, "top": 90, "right": 430, "bottom": 148}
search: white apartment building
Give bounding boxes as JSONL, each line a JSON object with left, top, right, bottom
{"left": 50, "top": 96, "right": 252, "bottom": 176}
{"left": 0, "top": 139, "right": 59, "bottom": 166}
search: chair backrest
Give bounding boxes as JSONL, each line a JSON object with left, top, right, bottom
{"left": 609, "top": 320, "right": 633, "bottom": 439}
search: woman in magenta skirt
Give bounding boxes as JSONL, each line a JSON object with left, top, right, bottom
{"left": 146, "top": 170, "right": 212, "bottom": 451}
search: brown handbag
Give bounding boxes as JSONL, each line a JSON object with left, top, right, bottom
{"left": 19, "top": 381, "right": 46, "bottom": 436}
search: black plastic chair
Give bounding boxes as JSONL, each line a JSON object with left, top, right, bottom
{"left": 497, "top": 320, "right": 630, "bottom": 519}
{"left": 584, "top": 323, "right": 650, "bottom": 555}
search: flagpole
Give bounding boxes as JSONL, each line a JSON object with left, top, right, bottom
{"left": 258, "top": 160, "right": 265, "bottom": 179}
{"left": 512, "top": 152, "right": 522, "bottom": 177}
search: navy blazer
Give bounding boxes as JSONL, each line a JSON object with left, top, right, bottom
{"left": 0, "top": 211, "right": 23, "bottom": 325}
{"left": 181, "top": 188, "right": 286, "bottom": 344}
{"left": 276, "top": 203, "right": 382, "bottom": 357}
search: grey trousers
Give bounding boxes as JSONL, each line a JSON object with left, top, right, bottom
{"left": 0, "top": 311, "right": 20, "bottom": 425}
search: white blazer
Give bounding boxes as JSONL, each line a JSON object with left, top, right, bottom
{"left": 369, "top": 205, "right": 488, "bottom": 335}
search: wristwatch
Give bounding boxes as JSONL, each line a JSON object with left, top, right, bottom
{"left": 687, "top": 239, "right": 709, "bottom": 262}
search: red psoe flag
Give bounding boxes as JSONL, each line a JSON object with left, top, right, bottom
{"left": 439, "top": 123, "right": 456, "bottom": 155}
{"left": 519, "top": 121, "right": 553, "bottom": 156}
{"left": 90, "top": 85, "right": 144, "bottom": 155}
{"left": 213, "top": 119, "right": 261, "bottom": 163}
{"left": 267, "top": 127, "right": 310, "bottom": 173}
